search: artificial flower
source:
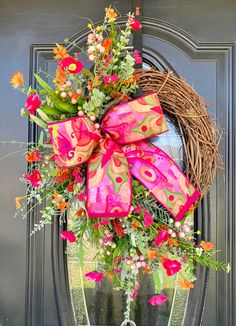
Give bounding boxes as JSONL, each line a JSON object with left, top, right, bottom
{"left": 25, "top": 93, "right": 41, "bottom": 115}
{"left": 146, "top": 249, "right": 158, "bottom": 261}
{"left": 52, "top": 192, "right": 62, "bottom": 203}
{"left": 100, "top": 219, "right": 110, "bottom": 226}
{"left": 76, "top": 208, "right": 85, "bottom": 217}
{"left": 72, "top": 168, "right": 83, "bottom": 183}
{"left": 148, "top": 294, "right": 168, "bottom": 306}
{"left": 102, "top": 38, "right": 112, "bottom": 52}
{"left": 54, "top": 169, "right": 73, "bottom": 183}
{"left": 104, "top": 74, "right": 119, "bottom": 84}
{"left": 93, "top": 222, "right": 100, "bottom": 229}
{"left": 57, "top": 201, "right": 69, "bottom": 212}
{"left": 76, "top": 192, "right": 86, "bottom": 201}
{"left": 129, "top": 17, "right": 142, "bottom": 31}
{"left": 60, "top": 56, "right": 83, "bottom": 74}
{"left": 114, "top": 267, "right": 122, "bottom": 274}
{"left": 131, "top": 220, "right": 139, "bottom": 231}
{"left": 134, "top": 205, "right": 142, "bottom": 214}
{"left": 155, "top": 230, "right": 170, "bottom": 246}
{"left": 66, "top": 182, "right": 75, "bottom": 192}
{"left": 130, "top": 290, "right": 138, "bottom": 299}
{"left": 143, "top": 210, "right": 154, "bottom": 228}
{"left": 60, "top": 230, "right": 76, "bottom": 243}
{"left": 85, "top": 271, "right": 104, "bottom": 282}
{"left": 200, "top": 240, "right": 214, "bottom": 251}
{"left": 103, "top": 233, "right": 114, "bottom": 244}
{"left": 25, "top": 150, "right": 42, "bottom": 163}
{"left": 23, "top": 169, "right": 42, "bottom": 187}
{"left": 15, "top": 196, "right": 26, "bottom": 209}
{"left": 53, "top": 44, "right": 69, "bottom": 59}
{"left": 54, "top": 68, "right": 66, "bottom": 86}
{"left": 10, "top": 71, "right": 24, "bottom": 88}
{"left": 111, "top": 91, "right": 129, "bottom": 102}
{"left": 111, "top": 219, "right": 125, "bottom": 238}
{"left": 168, "top": 238, "right": 179, "bottom": 247}
{"left": 162, "top": 258, "right": 182, "bottom": 276}
{"left": 178, "top": 279, "right": 195, "bottom": 289}
{"left": 105, "top": 7, "right": 117, "bottom": 21}
{"left": 134, "top": 49, "right": 142, "bottom": 64}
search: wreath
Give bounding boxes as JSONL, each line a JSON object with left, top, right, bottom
{"left": 11, "top": 6, "right": 229, "bottom": 325}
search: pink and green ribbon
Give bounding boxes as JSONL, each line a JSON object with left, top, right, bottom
{"left": 48, "top": 92, "right": 200, "bottom": 220}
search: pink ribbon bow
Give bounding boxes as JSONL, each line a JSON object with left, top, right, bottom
{"left": 48, "top": 93, "right": 200, "bottom": 220}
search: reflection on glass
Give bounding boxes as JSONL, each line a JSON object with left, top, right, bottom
{"left": 67, "top": 113, "right": 191, "bottom": 326}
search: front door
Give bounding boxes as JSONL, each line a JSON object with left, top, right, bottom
{"left": 0, "top": 1, "right": 235, "bottom": 326}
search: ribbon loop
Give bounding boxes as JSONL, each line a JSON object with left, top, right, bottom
{"left": 48, "top": 116, "right": 101, "bottom": 168}
{"left": 102, "top": 92, "right": 168, "bottom": 144}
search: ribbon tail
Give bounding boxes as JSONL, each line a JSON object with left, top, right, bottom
{"left": 86, "top": 137, "right": 132, "bottom": 218}
{"left": 123, "top": 141, "right": 200, "bottom": 221}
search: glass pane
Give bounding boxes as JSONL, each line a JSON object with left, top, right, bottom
{"left": 67, "top": 116, "right": 192, "bottom": 326}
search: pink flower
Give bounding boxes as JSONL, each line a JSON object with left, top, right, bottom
{"left": 134, "top": 205, "right": 142, "bottom": 214}
{"left": 60, "top": 56, "right": 84, "bottom": 74}
{"left": 155, "top": 231, "right": 170, "bottom": 247}
{"left": 85, "top": 271, "right": 104, "bottom": 282}
{"left": 104, "top": 74, "right": 119, "bottom": 84}
{"left": 73, "top": 169, "right": 83, "bottom": 183}
{"left": 25, "top": 93, "right": 41, "bottom": 115}
{"left": 130, "top": 290, "right": 138, "bottom": 299}
{"left": 134, "top": 50, "right": 142, "bottom": 64}
{"left": 114, "top": 267, "right": 122, "bottom": 274}
{"left": 100, "top": 219, "right": 110, "bottom": 226}
{"left": 162, "top": 258, "right": 182, "bottom": 276}
{"left": 23, "top": 169, "right": 42, "bottom": 187}
{"left": 60, "top": 230, "right": 76, "bottom": 243}
{"left": 114, "top": 256, "right": 122, "bottom": 263}
{"left": 93, "top": 222, "right": 100, "bottom": 229}
{"left": 103, "top": 233, "right": 114, "bottom": 244}
{"left": 143, "top": 210, "right": 154, "bottom": 228}
{"left": 148, "top": 294, "right": 168, "bottom": 306}
{"left": 129, "top": 17, "right": 142, "bottom": 31}
{"left": 76, "top": 192, "right": 86, "bottom": 201}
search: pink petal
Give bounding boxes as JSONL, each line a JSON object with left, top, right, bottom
{"left": 85, "top": 271, "right": 104, "bottom": 282}
{"left": 148, "top": 294, "right": 168, "bottom": 306}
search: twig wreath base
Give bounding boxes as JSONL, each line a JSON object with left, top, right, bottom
{"left": 137, "top": 69, "right": 219, "bottom": 200}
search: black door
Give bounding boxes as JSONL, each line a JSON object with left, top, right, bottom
{"left": 0, "top": 1, "right": 235, "bottom": 325}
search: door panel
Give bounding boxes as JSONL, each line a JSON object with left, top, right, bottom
{"left": 0, "top": 1, "right": 235, "bottom": 326}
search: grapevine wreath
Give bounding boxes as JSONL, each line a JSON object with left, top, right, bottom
{"left": 11, "top": 6, "right": 229, "bottom": 325}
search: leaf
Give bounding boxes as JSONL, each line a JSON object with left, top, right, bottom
{"left": 34, "top": 73, "right": 53, "bottom": 93}
{"left": 153, "top": 268, "right": 164, "bottom": 294}
{"left": 81, "top": 69, "right": 93, "bottom": 79}
{"left": 37, "top": 109, "right": 52, "bottom": 122}
{"left": 78, "top": 243, "right": 84, "bottom": 267}
{"left": 50, "top": 95, "right": 78, "bottom": 113}
{"left": 30, "top": 115, "right": 48, "bottom": 129}
{"left": 41, "top": 106, "right": 62, "bottom": 116}
{"left": 38, "top": 130, "right": 44, "bottom": 145}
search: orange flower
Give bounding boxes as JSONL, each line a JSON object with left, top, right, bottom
{"left": 76, "top": 208, "right": 85, "bottom": 217}
{"left": 144, "top": 265, "right": 151, "bottom": 274}
{"left": 53, "top": 44, "right": 69, "bottom": 59}
{"left": 54, "top": 68, "right": 66, "bottom": 86}
{"left": 53, "top": 192, "right": 62, "bottom": 203}
{"left": 178, "top": 279, "right": 195, "bottom": 289}
{"left": 10, "top": 71, "right": 24, "bottom": 88}
{"left": 105, "top": 7, "right": 117, "bottom": 21}
{"left": 54, "top": 169, "right": 73, "bottom": 183}
{"left": 105, "top": 271, "right": 113, "bottom": 279}
{"left": 15, "top": 196, "right": 26, "bottom": 209}
{"left": 131, "top": 220, "right": 139, "bottom": 231}
{"left": 146, "top": 249, "right": 158, "bottom": 261}
{"left": 168, "top": 238, "right": 179, "bottom": 247}
{"left": 123, "top": 76, "right": 135, "bottom": 84}
{"left": 200, "top": 240, "right": 214, "bottom": 251}
{"left": 57, "top": 201, "right": 69, "bottom": 212}
{"left": 102, "top": 38, "right": 112, "bottom": 52}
